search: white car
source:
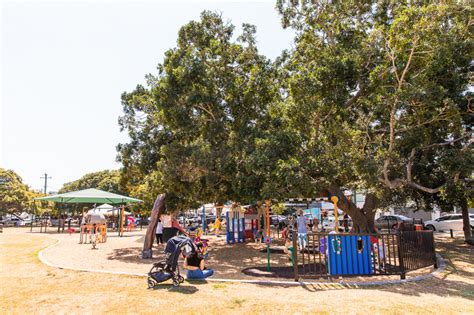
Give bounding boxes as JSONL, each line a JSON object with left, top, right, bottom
{"left": 425, "top": 214, "right": 474, "bottom": 232}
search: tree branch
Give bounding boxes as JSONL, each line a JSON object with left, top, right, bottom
{"left": 382, "top": 135, "right": 469, "bottom": 193}
{"left": 398, "top": 37, "right": 418, "bottom": 91}
{"left": 194, "top": 103, "right": 216, "bottom": 121}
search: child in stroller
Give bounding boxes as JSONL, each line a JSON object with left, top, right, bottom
{"left": 147, "top": 235, "right": 197, "bottom": 288}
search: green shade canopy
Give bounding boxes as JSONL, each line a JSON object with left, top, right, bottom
{"left": 34, "top": 188, "right": 142, "bottom": 204}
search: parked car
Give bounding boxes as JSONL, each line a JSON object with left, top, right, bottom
{"left": 4, "top": 218, "right": 27, "bottom": 226}
{"left": 425, "top": 214, "right": 474, "bottom": 232}
{"left": 190, "top": 216, "right": 201, "bottom": 224}
{"left": 375, "top": 215, "right": 412, "bottom": 230}
{"left": 270, "top": 215, "right": 286, "bottom": 227}
{"left": 321, "top": 215, "right": 345, "bottom": 230}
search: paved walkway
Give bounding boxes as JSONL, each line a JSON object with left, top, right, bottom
{"left": 36, "top": 228, "right": 296, "bottom": 280}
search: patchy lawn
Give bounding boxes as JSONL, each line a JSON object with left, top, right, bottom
{"left": 0, "top": 231, "right": 473, "bottom": 314}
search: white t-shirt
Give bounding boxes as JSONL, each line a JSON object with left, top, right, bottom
{"left": 156, "top": 222, "right": 164, "bottom": 234}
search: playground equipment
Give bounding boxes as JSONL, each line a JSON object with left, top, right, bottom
{"left": 264, "top": 236, "right": 272, "bottom": 271}
{"left": 80, "top": 213, "right": 107, "bottom": 244}
{"left": 226, "top": 210, "right": 245, "bottom": 244}
{"left": 242, "top": 205, "right": 258, "bottom": 240}
{"left": 330, "top": 196, "right": 339, "bottom": 232}
{"left": 34, "top": 189, "right": 142, "bottom": 237}
{"left": 79, "top": 223, "right": 107, "bottom": 244}
{"left": 327, "top": 234, "right": 373, "bottom": 275}
{"left": 226, "top": 205, "right": 259, "bottom": 244}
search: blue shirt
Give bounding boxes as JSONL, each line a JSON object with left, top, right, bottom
{"left": 297, "top": 216, "right": 307, "bottom": 234}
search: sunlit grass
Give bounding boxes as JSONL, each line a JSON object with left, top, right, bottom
{"left": 1, "top": 231, "right": 473, "bottom": 314}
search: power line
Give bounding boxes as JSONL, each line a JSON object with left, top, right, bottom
{"left": 40, "top": 173, "right": 51, "bottom": 194}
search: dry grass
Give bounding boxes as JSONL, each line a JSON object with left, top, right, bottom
{"left": 0, "top": 231, "right": 473, "bottom": 314}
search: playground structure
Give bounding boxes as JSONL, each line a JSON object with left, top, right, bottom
{"left": 79, "top": 212, "right": 108, "bottom": 244}
{"left": 79, "top": 223, "right": 107, "bottom": 244}
{"left": 33, "top": 189, "right": 142, "bottom": 246}
{"left": 226, "top": 205, "right": 258, "bottom": 244}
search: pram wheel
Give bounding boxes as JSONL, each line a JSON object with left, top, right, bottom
{"left": 178, "top": 275, "right": 184, "bottom": 283}
{"left": 172, "top": 279, "right": 180, "bottom": 287}
{"left": 147, "top": 278, "right": 156, "bottom": 289}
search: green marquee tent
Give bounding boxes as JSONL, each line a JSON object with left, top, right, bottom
{"left": 34, "top": 188, "right": 142, "bottom": 204}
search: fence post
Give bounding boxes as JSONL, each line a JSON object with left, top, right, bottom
{"left": 431, "top": 231, "right": 438, "bottom": 269}
{"left": 397, "top": 232, "right": 406, "bottom": 280}
{"left": 293, "top": 230, "right": 299, "bottom": 281}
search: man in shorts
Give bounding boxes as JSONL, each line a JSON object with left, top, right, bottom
{"left": 296, "top": 211, "right": 308, "bottom": 249}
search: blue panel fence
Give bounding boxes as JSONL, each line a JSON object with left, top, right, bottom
{"left": 293, "top": 231, "right": 436, "bottom": 280}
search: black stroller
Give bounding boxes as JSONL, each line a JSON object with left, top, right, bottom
{"left": 147, "top": 235, "right": 197, "bottom": 288}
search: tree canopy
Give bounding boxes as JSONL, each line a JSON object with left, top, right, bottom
{"left": 118, "top": 11, "right": 279, "bottom": 211}
{"left": 118, "top": 2, "right": 473, "bottom": 234}
{"left": 0, "top": 168, "right": 46, "bottom": 215}
{"left": 274, "top": 0, "right": 473, "bottom": 231}
{"left": 59, "top": 170, "right": 122, "bottom": 194}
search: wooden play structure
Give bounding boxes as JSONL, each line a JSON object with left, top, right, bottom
{"left": 79, "top": 211, "right": 108, "bottom": 244}
{"left": 79, "top": 223, "right": 107, "bottom": 244}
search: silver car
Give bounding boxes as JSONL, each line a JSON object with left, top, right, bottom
{"left": 375, "top": 215, "right": 412, "bottom": 230}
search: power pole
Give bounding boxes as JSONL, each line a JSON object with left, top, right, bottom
{"left": 40, "top": 173, "right": 51, "bottom": 194}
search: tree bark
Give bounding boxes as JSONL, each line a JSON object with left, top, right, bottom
{"left": 327, "top": 185, "right": 378, "bottom": 233}
{"left": 142, "top": 193, "right": 166, "bottom": 258}
{"left": 460, "top": 197, "right": 474, "bottom": 246}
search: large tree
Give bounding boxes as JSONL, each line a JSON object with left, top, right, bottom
{"left": 59, "top": 170, "right": 123, "bottom": 194}
{"left": 0, "top": 168, "right": 46, "bottom": 215}
{"left": 275, "top": 1, "right": 473, "bottom": 234}
{"left": 117, "top": 11, "right": 279, "bottom": 211}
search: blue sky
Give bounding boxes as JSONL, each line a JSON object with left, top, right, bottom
{"left": 1, "top": 0, "right": 295, "bottom": 192}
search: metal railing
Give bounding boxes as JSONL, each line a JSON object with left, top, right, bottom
{"left": 292, "top": 230, "right": 436, "bottom": 281}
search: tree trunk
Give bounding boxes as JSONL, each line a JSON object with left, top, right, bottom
{"left": 460, "top": 197, "right": 474, "bottom": 246}
{"left": 142, "top": 193, "right": 166, "bottom": 258}
{"left": 327, "top": 185, "right": 378, "bottom": 233}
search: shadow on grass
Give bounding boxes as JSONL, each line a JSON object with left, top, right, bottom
{"left": 372, "top": 237, "right": 474, "bottom": 300}
{"left": 374, "top": 278, "right": 474, "bottom": 300}
{"left": 107, "top": 247, "right": 166, "bottom": 265}
{"left": 435, "top": 236, "right": 474, "bottom": 278}
{"left": 149, "top": 283, "right": 199, "bottom": 294}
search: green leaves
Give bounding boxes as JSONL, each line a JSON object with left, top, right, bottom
{"left": 278, "top": 1, "right": 473, "bottom": 210}
{"left": 60, "top": 170, "right": 123, "bottom": 194}
{"left": 118, "top": 3, "right": 472, "bottom": 218}
{"left": 118, "top": 11, "right": 279, "bottom": 210}
{"left": 0, "top": 168, "right": 45, "bottom": 215}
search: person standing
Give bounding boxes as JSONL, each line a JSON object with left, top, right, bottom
{"left": 313, "top": 217, "right": 319, "bottom": 232}
{"left": 308, "top": 216, "right": 314, "bottom": 231}
{"left": 155, "top": 219, "right": 164, "bottom": 247}
{"left": 213, "top": 217, "right": 221, "bottom": 237}
{"left": 343, "top": 214, "right": 349, "bottom": 232}
{"left": 296, "top": 211, "right": 308, "bottom": 249}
